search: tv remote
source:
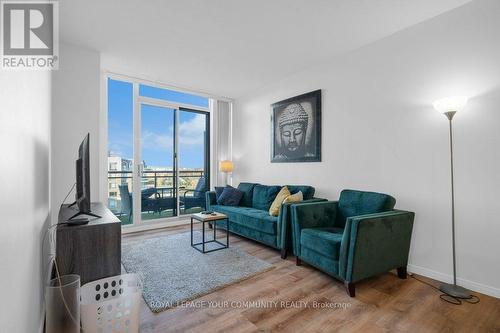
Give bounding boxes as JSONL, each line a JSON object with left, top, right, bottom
{"left": 65, "top": 218, "right": 89, "bottom": 226}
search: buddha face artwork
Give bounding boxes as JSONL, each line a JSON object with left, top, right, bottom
{"left": 279, "top": 103, "right": 308, "bottom": 157}
{"left": 271, "top": 90, "right": 321, "bottom": 162}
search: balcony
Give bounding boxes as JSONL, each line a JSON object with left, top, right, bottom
{"left": 108, "top": 169, "right": 207, "bottom": 225}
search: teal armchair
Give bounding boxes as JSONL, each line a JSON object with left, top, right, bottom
{"left": 277, "top": 199, "right": 327, "bottom": 258}
{"left": 291, "top": 189, "right": 414, "bottom": 297}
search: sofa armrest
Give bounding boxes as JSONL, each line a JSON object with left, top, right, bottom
{"left": 277, "top": 198, "right": 328, "bottom": 255}
{"left": 290, "top": 201, "right": 338, "bottom": 256}
{"left": 205, "top": 191, "right": 217, "bottom": 210}
{"left": 339, "top": 210, "right": 415, "bottom": 283}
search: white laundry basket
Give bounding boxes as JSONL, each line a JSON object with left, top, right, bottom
{"left": 81, "top": 273, "right": 142, "bottom": 333}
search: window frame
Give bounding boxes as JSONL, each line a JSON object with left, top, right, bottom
{"left": 101, "top": 72, "right": 231, "bottom": 233}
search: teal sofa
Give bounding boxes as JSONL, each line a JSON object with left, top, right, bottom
{"left": 206, "top": 183, "right": 326, "bottom": 258}
{"left": 291, "top": 189, "right": 414, "bottom": 297}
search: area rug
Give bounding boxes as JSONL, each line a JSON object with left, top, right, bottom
{"left": 121, "top": 231, "right": 273, "bottom": 313}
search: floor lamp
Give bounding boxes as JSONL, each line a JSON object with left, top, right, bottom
{"left": 433, "top": 96, "right": 472, "bottom": 299}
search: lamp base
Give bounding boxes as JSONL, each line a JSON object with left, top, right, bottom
{"left": 439, "top": 283, "right": 473, "bottom": 299}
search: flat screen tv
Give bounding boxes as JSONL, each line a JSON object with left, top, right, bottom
{"left": 68, "top": 133, "right": 100, "bottom": 220}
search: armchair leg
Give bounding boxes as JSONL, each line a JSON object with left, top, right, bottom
{"left": 281, "top": 248, "right": 287, "bottom": 259}
{"left": 397, "top": 266, "right": 407, "bottom": 279}
{"left": 344, "top": 282, "right": 355, "bottom": 297}
{"left": 296, "top": 257, "right": 302, "bottom": 266}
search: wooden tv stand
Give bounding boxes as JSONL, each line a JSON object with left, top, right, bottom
{"left": 56, "top": 202, "right": 121, "bottom": 285}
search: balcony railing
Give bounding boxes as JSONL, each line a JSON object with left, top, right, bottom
{"left": 108, "top": 169, "right": 204, "bottom": 189}
{"left": 107, "top": 169, "right": 206, "bottom": 223}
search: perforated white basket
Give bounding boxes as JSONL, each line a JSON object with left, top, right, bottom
{"left": 81, "top": 274, "right": 142, "bottom": 333}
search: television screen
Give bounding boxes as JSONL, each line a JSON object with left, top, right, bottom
{"left": 75, "top": 133, "right": 91, "bottom": 213}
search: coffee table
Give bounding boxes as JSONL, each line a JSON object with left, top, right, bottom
{"left": 190, "top": 212, "right": 229, "bottom": 253}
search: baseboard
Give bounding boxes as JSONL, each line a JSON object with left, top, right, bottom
{"left": 408, "top": 264, "right": 500, "bottom": 299}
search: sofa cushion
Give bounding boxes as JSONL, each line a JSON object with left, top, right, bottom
{"left": 287, "top": 185, "right": 315, "bottom": 200}
{"left": 252, "top": 185, "right": 281, "bottom": 211}
{"left": 217, "top": 186, "right": 243, "bottom": 206}
{"left": 237, "top": 182, "right": 259, "bottom": 207}
{"left": 300, "top": 247, "right": 339, "bottom": 276}
{"left": 214, "top": 186, "right": 226, "bottom": 201}
{"left": 336, "top": 189, "right": 396, "bottom": 228}
{"left": 301, "top": 227, "right": 344, "bottom": 260}
{"left": 210, "top": 205, "right": 278, "bottom": 235}
{"left": 269, "top": 186, "right": 291, "bottom": 216}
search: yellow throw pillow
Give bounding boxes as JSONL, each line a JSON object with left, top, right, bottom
{"left": 269, "top": 186, "right": 291, "bottom": 216}
{"left": 283, "top": 191, "right": 303, "bottom": 204}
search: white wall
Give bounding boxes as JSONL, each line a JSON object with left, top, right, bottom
{"left": 233, "top": 0, "right": 500, "bottom": 297}
{"left": 51, "top": 43, "right": 101, "bottom": 225}
{"left": 0, "top": 72, "right": 51, "bottom": 332}
{"left": 0, "top": 41, "right": 100, "bottom": 333}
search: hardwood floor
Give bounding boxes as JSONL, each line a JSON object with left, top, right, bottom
{"left": 123, "top": 225, "right": 500, "bottom": 333}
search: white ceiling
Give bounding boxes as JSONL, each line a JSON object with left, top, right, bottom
{"left": 60, "top": 0, "right": 472, "bottom": 98}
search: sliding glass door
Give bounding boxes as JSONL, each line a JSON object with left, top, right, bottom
{"left": 178, "top": 108, "right": 209, "bottom": 216}
{"left": 138, "top": 104, "right": 177, "bottom": 222}
{"left": 133, "top": 103, "right": 209, "bottom": 224}
{"left": 107, "top": 77, "right": 210, "bottom": 227}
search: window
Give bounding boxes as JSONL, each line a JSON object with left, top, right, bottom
{"left": 107, "top": 77, "right": 210, "bottom": 226}
{"left": 107, "top": 78, "right": 134, "bottom": 224}
{"left": 139, "top": 84, "right": 209, "bottom": 108}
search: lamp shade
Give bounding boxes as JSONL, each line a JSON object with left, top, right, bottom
{"left": 433, "top": 96, "right": 468, "bottom": 114}
{"left": 219, "top": 160, "right": 234, "bottom": 173}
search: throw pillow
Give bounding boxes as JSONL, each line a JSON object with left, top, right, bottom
{"left": 269, "top": 186, "right": 291, "bottom": 216}
{"left": 283, "top": 191, "right": 303, "bottom": 204}
{"left": 217, "top": 186, "right": 243, "bottom": 206}
{"left": 214, "top": 186, "right": 227, "bottom": 201}
{"left": 286, "top": 185, "right": 315, "bottom": 200}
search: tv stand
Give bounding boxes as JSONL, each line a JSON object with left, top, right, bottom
{"left": 66, "top": 201, "right": 102, "bottom": 220}
{"left": 56, "top": 202, "right": 121, "bottom": 284}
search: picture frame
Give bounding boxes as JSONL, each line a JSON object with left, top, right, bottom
{"left": 271, "top": 90, "right": 321, "bottom": 163}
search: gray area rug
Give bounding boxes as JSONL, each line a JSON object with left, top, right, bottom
{"left": 122, "top": 231, "right": 273, "bottom": 313}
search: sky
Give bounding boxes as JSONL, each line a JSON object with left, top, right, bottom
{"left": 108, "top": 78, "right": 209, "bottom": 168}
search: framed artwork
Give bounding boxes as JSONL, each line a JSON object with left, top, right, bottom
{"left": 271, "top": 90, "right": 321, "bottom": 162}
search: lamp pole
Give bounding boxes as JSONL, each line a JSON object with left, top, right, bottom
{"left": 446, "top": 111, "right": 457, "bottom": 286}
{"left": 439, "top": 111, "right": 472, "bottom": 299}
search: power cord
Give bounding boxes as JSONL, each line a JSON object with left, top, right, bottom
{"left": 409, "top": 273, "right": 480, "bottom": 305}
{"left": 41, "top": 223, "right": 84, "bottom": 332}
{"left": 61, "top": 182, "right": 76, "bottom": 206}
{"left": 52, "top": 256, "right": 85, "bottom": 332}
{"left": 40, "top": 181, "right": 79, "bottom": 331}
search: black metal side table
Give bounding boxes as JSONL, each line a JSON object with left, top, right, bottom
{"left": 190, "top": 212, "right": 229, "bottom": 253}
